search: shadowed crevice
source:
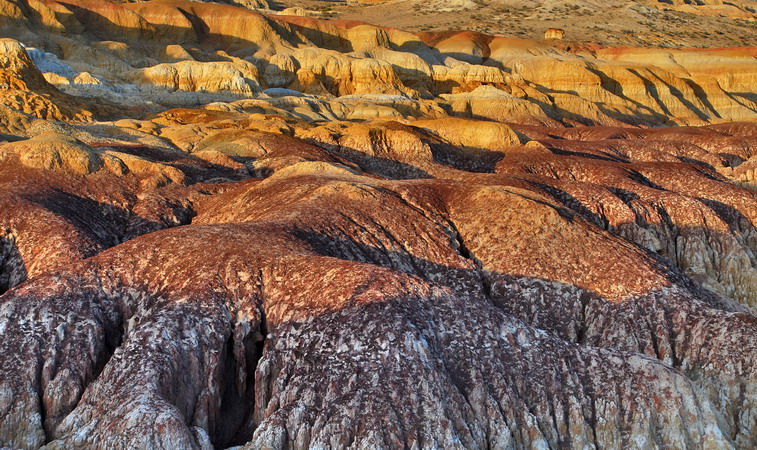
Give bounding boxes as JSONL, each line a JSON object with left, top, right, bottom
{"left": 215, "top": 311, "right": 268, "bottom": 447}
{"left": 0, "top": 233, "right": 26, "bottom": 295}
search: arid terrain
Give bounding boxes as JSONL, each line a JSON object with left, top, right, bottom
{"left": 262, "top": 0, "right": 757, "bottom": 47}
{"left": 0, "top": 0, "right": 756, "bottom": 448}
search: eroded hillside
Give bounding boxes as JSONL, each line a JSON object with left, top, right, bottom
{"left": 0, "top": 0, "right": 755, "bottom": 125}
{"left": 0, "top": 0, "right": 756, "bottom": 448}
{"left": 272, "top": 0, "right": 757, "bottom": 48}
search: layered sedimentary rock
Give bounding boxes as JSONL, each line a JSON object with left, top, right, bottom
{"left": 0, "top": 1, "right": 756, "bottom": 448}
{"left": 0, "top": 106, "right": 756, "bottom": 448}
{"left": 0, "top": 38, "right": 93, "bottom": 121}
{"left": 0, "top": 0, "right": 754, "bottom": 125}
{"left": 544, "top": 28, "right": 565, "bottom": 39}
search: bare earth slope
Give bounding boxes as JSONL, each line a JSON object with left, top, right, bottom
{"left": 0, "top": 1, "right": 756, "bottom": 449}
{"left": 0, "top": 0, "right": 754, "bottom": 126}
{"left": 1, "top": 106, "right": 757, "bottom": 450}
{"left": 269, "top": 0, "right": 757, "bottom": 48}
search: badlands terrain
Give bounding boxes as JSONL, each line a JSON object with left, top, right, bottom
{"left": 258, "top": 0, "right": 757, "bottom": 48}
{"left": 0, "top": 0, "right": 756, "bottom": 448}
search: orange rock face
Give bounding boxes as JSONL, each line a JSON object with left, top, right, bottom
{"left": 0, "top": 1, "right": 756, "bottom": 449}
{"left": 0, "top": 0, "right": 754, "bottom": 124}
{"left": 544, "top": 28, "right": 565, "bottom": 39}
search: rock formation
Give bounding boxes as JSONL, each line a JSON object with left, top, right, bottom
{"left": 0, "top": 0, "right": 753, "bottom": 125}
{"left": 544, "top": 28, "right": 565, "bottom": 39}
{"left": 0, "top": 105, "right": 754, "bottom": 448}
{"left": 0, "top": 1, "right": 756, "bottom": 449}
{"left": 308, "top": 0, "right": 757, "bottom": 47}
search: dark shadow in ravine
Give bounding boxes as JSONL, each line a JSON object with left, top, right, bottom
{"left": 0, "top": 234, "right": 26, "bottom": 295}
{"left": 92, "top": 143, "right": 253, "bottom": 184}
{"left": 24, "top": 188, "right": 146, "bottom": 251}
{"left": 321, "top": 138, "right": 504, "bottom": 180}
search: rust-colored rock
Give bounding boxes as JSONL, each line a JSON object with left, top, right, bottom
{"left": 0, "top": 2, "right": 756, "bottom": 449}
{"left": 0, "top": 110, "right": 755, "bottom": 449}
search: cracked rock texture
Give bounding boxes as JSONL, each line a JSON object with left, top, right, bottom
{"left": 0, "top": 112, "right": 756, "bottom": 449}
{"left": 0, "top": 1, "right": 757, "bottom": 449}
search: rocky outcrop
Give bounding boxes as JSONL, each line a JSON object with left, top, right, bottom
{"left": 0, "top": 0, "right": 754, "bottom": 125}
{"left": 126, "top": 59, "right": 262, "bottom": 104}
{"left": 544, "top": 28, "right": 565, "bottom": 39}
{"left": 277, "top": 7, "right": 307, "bottom": 16}
{"left": 0, "top": 39, "right": 93, "bottom": 121}
{"left": 226, "top": 0, "right": 268, "bottom": 10}
{"left": 0, "top": 2, "right": 756, "bottom": 448}
{"left": 0, "top": 109, "right": 755, "bottom": 449}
